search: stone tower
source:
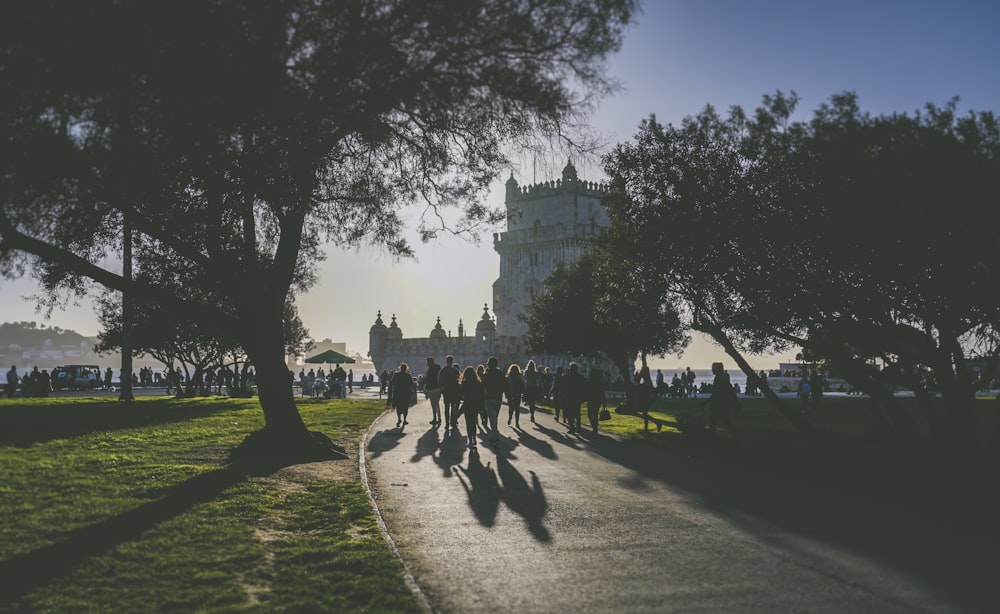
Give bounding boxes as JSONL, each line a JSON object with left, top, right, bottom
{"left": 367, "top": 161, "right": 612, "bottom": 376}
{"left": 492, "top": 161, "right": 610, "bottom": 337}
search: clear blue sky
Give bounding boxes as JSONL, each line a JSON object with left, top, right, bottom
{"left": 3, "top": 0, "right": 998, "bottom": 369}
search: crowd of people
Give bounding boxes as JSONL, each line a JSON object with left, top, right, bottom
{"left": 379, "top": 355, "right": 612, "bottom": 453}
{"left": 296, "top": 364, "right": 374, "bottom": 398}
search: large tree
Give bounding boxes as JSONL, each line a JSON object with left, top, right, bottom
{"left": 522, "top": 248, "right": 687, "bottom": 405}
{"left": 604, "top": 92, "right": 1000, "bottom": 446}
{"left": 0, "top": 0, "right": 637, "bottom": 459}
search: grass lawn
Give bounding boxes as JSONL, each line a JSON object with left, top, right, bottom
{"left": 0, "top": 396, "right": 420, "bottom": 613}
{"left": 542, "top": 393, "right": 1000, "bottom": 543}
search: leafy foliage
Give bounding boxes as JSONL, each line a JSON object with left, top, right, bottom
{"left": 0, "top": 0, "right": 637, "bottom": 439}
{"left": 603, "top": 91, "right": 1000, "bottom": 443}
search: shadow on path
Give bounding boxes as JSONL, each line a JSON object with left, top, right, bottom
{"left": 496, "top": 454, "right": 550, "bottom": 543}
{"left": 410, "top": 426, "right": 441, "bottom": 463}
{"left": 0, "top": 467, "right": 246, "bottom": 604}
{"left": 455, "top": 454, "right": 500, "bottom": 527}
{"left": 515, "top": 427, "right": 558, "bottom": 460}
{"left": 432, "top": 429, "right": 469, "bottom": 477}
{"left": 532, "top": 422, "right": 582, "bottom": 452}
{"left": 577, "top": 431, "right": 996, "bottom": 612}
{"left": 368, "top": 428, "right": 406, "bottom": 459}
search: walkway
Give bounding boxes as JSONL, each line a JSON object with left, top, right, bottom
{"left": 365, "top": 399, "right": 993, "bottom": 613}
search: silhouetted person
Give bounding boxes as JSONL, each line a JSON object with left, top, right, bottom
{"left": 5, "top": 365, "right": 18, "bottom": 398}
{"left": 523, "top": 360, "right": 541, "bottom": 422}
{"left": 424, "top": 356, "right": 443, "bottom": 425}
{"left": 482, "top": 357, "right": 505, "bottom": 444}
{"left": 562, "top": 362, "right": 586, "bottom": 434}
{"left": 707, "top": 362, "right": 740, "bottom": 441}
{"left": 551, "top": 366, "right": 565, "bottom": 422}
{"left": 439, "top": 355, "right": 461, "bottom": 430}
{"left": 506, "top": 363, "right": 524, "bottom": 428}
{"left": 390, "top": 363, "right": 414, "bottom": 429}
{"left": 587, "top": 368, "right": 607, "bottom": 434}
{"left": 459, "top": 366, "right": 484, "bottom": 452}
{"left": 635, "top": 364, "right": 655, "bottom": 431}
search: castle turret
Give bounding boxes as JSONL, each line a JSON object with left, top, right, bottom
{"left": 561, "top": 159, "right": 577, "bottom": 183}
{"left": 475, "top": 303, "right": 496, "bottom": 348}
{"left": 387, "top": 314, "right": 403, "bottom": 340}
{"left": 368, "top": 311, "right": 388, "bottom": 366}
{"left": 429, "top": 316, "right": 447, "bottom": 341}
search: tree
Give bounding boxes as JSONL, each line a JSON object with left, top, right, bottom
{"left": 603, "top": 91, "right": 1000, "bottom": 447}
{"left": 522, "top": 249, "right": 687, "bottom": 406}
{"left": 94, "top": 288, "right": 311, "bottom": 398}
{"left": 1, "top": 0, "right": 637, "bottom": 460}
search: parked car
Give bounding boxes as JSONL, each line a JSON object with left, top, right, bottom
{"left": 55, "top": 365, "right": 102, "bottom": 391}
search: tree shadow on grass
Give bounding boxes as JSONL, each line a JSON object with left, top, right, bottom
{"left": 0, "top": 400, "right": 239, "bottom": 447}
{"left": 0, "top": 466, "right": 247, "bottom": 605}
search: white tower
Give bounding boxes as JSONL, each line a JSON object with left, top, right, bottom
{"left": 492, "top": 161, "right": 609, "bottom": 339}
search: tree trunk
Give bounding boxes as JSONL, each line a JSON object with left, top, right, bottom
{"left": 694, "top": 321, "right": 818, "bottom": 438}
{"left": 247, "top": 311, "right": 307, "bottom": 438}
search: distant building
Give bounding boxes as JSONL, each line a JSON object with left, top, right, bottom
{"left": 368, "top": 161, "right": 615, "bottom": 376}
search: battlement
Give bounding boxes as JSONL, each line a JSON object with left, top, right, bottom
{"left": 507, "top": 178, "right": 608, "bottom": 201}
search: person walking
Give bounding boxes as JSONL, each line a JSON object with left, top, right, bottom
{"left": 562, "top": 363, "right": 586, "bottom": 434}
{"left": 459, "top": 366, "right": 484, "bottom": 452}
{"left": 390, "top": 363, "right": 415, "bottom": 429}
{"left": 586, "top": 368, "right": 607, "bottom": 434}
{"left": 523, "top": 360, "right": 541, "bottom": 422}
{"left": 6, "top": 365, "right": 18, "bottom": 398}
{"left": 505, "top": 363, "right": 525, "bottom": 429}
{"left": 424, "top": 356, "right": 443, "bottom": 425}
{"left": 635, "top": 364, "right": 656, "bottom": 431}
{"left": 551, "top": 366, "right": 565, "bottom": 423}
{"left": 439, "top": 355, "right": 461, "bottom": 430}
{"left": 482, "top": 357, "right": 506, "bottom": 444}
{"left": 707, "top": 362, "right": 740, "bottom": 441}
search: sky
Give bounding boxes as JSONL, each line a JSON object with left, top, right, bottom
{"left": 2, "top": 0, "right": 999, "bottom": 370}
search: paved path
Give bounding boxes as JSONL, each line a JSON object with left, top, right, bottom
{"left": 365, "top": 399, "right": 993, "bottom": 613}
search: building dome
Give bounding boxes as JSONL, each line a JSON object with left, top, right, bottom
{"left": 475, "top": 304, "right": 496, "bottom": 335}
{"left": 561, "top": 160, "right": 578, "bottom": 182}
{"left": 387, "top": 314, "right": 403, "bottom": 340}
{"left": 429, "top": 316, "right": 447, "bottom": 340}
{"left": 369, "top": 310, "right": 387, "bottom": 334}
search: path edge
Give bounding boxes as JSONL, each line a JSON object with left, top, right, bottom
{"left": 359, "top": 409, "right": 434, "bottom": 614}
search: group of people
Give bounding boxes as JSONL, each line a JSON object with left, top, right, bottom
{"left": 654, "top": 367, "right": 698, "bottom": 398}
{"left": 297, "top": 364, "right": 362, "bottom": 398}
{"left": 385, "top": 356, "right": 610, "bottom": 453}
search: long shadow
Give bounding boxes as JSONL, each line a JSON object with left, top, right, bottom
{"left": 410, "top": 426, "right": 441, "bottom": 463}
{"left": 431, "top": 429, "right": 469, "bottom": 477}
{"left": 0, "top": 466, "right": 246, "bottom": 604}
{"left": 454, "top": 453, "right": 500, "bottom": 527}
{"left": 367, "top": 428, "right": 406, "bottom": 459}
{"left": 515, "top": 428, "right": 558, "bottom": 460}
{"left": 496, "top": 454, "right": 551, "bottom": 543}
{"left": 532, "top": 422, "right": 582, "bottom": 452}
{"left": 580, "top": 433, "right": 997, "bottom": 612}
{"left": 0, "top": 401, "right": 238, "bottom": 447}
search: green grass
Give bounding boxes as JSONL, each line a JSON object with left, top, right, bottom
{"left": 541, "top": 394, "right": 1000, "bottom": 542}
{"left": 0, "top": 396, "right": 420, "bottom": 613}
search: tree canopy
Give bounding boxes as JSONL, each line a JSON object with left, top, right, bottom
{"left": 0, "top": 0, "right": 637, "bottom": 458}
{"left": 603, "top": 91, "right": 1000, "bottom": 446}
{"left": 522, "top": 248, "right": 687, "bottom": 398}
